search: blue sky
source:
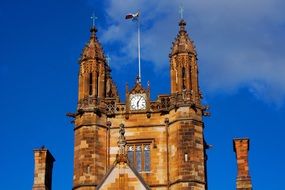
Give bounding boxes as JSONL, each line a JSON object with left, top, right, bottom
{"left": 0, "top": 0, "right": 284, "bottom": 189}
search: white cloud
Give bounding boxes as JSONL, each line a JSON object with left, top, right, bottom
{"left": 96, "top": 0, "right": 285, "bottom": 106}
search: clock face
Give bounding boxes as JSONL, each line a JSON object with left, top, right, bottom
{"left": 130, "top": 94, "right": 146, "bottom": 111}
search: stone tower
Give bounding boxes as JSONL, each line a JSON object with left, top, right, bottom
{"left": 69, "top": 19, "right": 209, "bottom": 190}
{"left": 167, "top": 19, "right": 207, "bottom": 190}
{"left": 72, "top": 25, "right": 118, "bottom": 190}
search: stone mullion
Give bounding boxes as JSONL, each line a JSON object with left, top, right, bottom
{"left": 78, "top": 73, "right": 83, "bottom": 101}
{"left": 93, "top": 64, "right": 98, "bottom": 98}
{"left": 191, "top": 58, "right": 199, "bottom": 103}
{"left": 89, "top": 63, "right": 95, "bottom": 96}
{"left": 170, "top": 60, "right": 177, "bottom": 93}
{"left": 177, "top": 59, "right": 182, "bottom": 93}
{"left": 189, "top": 63, "right": 193, "bottom": 96}
{"left": 142, "top": 144, "right": 145, "bottom": 171}
{"left": 98, "top": 61, "right": 105, "bottom": 98}
{"left": 99, "top": 63, "right": 106, "bottom": 98}
{"left": 185, "top": 55, "right": 191, "bottom": 91}
{"left": 134, "top": 145, "right": 137, "bottom": 170}
{"left": 83, "top": 73, "right": 89, "bottom": 98}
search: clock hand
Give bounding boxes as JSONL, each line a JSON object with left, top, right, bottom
{"left": 137, "top": 96, "right": 142, "bottom": 108}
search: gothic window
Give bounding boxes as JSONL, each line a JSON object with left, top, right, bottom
{"left": 182, "top": 67, "right": 186, "bottom": 89}
{"left": 189, "top": 66, "right": 192, "bottom": 90}
{"left": 89, "top": 73, "right": 93, "bottom": 95}
{"left": 95, "top": 72, "right": 99, "bottom": 97}
{"left": 127, "top": 144, "right": 151, "bottom": 172}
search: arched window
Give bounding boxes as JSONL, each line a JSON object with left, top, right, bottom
{"left": 127, "top": 143, "right": 151, "bottom": 172}
{"left": 89, "top": 73, "right": 93, "bottom": 95}
{"left": 95, "top": 72, "right": 99, "bottom": 97}
{"left": 182, "top": 67, "right": 186, "bottom": 89}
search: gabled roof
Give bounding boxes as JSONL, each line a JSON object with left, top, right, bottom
{"left": 129, "top": 81, "right": 147, "bottom": 94}
{"left": 97, "top": 159, "right": 150, "bottom": 190}
{"left": 97, "top": 123, "right": 150, "bottom": 190}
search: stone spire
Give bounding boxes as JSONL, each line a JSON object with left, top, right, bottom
{"left": 170, "top": 19, "right": 196, "bottom": 57}
{"left": 77, "top": 25, "right": 118, "bottom": 107}
{"left": 79, "top": 25, "right": 105, "bottom": 62}
{"left": 169, "top": 19, "right": 201, "bottom": 104}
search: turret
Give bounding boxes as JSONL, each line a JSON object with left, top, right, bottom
{"left": 169, "top": 20, "right": 201, "bottom": 105}
{"left": 77, "top": 26, "right": 118, "bottom": 110}
{"left": 167, "top": 19, "right": 207, "bottom": 190}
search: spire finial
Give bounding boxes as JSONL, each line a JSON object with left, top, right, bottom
{"left": 90, "top": 12, "right": 98, "bottom": 34}
{"left": 91, "top": 12, "right": 98, "bottom": 28}
{"left": 136, "top": 75, "right": 140, "bottom": 84}
{"left": 179, "top": 20, "right": 186, "bottom": 33}
{"left": 179, "top": 5, "right": 184, "bottom": 19}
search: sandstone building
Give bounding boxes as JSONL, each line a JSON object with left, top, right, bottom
{"left": 32, "top": 17, "right": 253, "bottom": 190}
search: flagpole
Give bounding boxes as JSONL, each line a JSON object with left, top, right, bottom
{"left": 125, "top": 11, "right": 141, "bottom": 83}
{"left": 137, "top": 14, "right": 141, "bottom": 83}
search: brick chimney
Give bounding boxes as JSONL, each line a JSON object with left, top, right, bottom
{"left": 233, "top": 138, "right": 252, "bottom": 190}
{"left": 32, "top": 147, "right": 55, "bottom": 190}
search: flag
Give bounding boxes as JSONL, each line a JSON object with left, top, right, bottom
{"left": 125, "top": 12, "right": 139, "bottom": 20}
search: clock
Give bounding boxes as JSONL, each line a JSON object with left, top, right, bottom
{"left": 129, "top": 94, "right": 147, "bottom": 111}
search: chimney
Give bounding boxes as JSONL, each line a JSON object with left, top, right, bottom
{"left": 233, "top": 138, "right": 252, "bottom": 190}
{"left": 32, "top": 147, "right": 55, "bottom": 190}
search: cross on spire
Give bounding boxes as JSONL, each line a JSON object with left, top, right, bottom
{"left": 179, "top": 5, "right": 184, "bottom": 19}
{"left": 90, "top": 12, "right": 98, "bottom": 28}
